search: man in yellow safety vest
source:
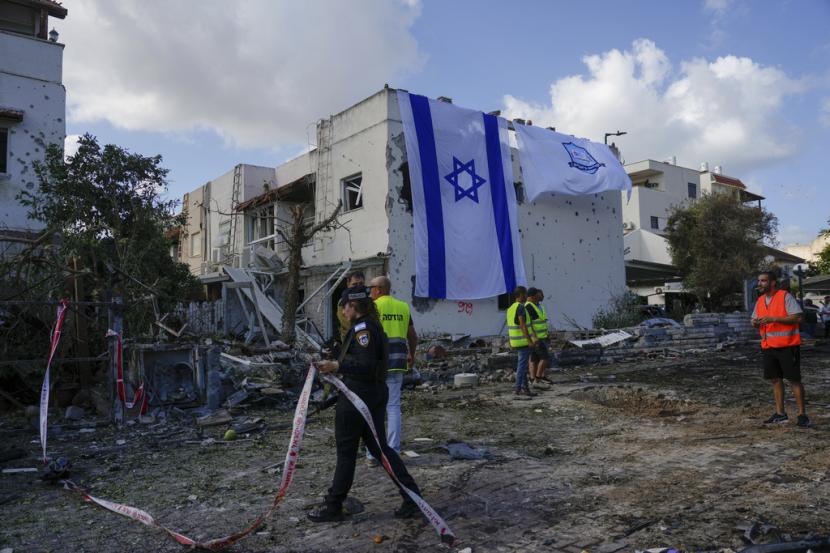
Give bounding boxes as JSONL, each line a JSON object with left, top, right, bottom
{"left": 366, "top": 275, "right": 417, "bottom": 465}
{"left": 525, "top": 288, "right": 551, "bottom": 388}
{"left": 506, "top": 286, "right": 535, "bottom": 397}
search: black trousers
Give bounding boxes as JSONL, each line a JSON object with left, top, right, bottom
{"left": 325, "top": 378, "right": 420, "bottom": 508}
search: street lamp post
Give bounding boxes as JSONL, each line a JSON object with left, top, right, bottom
{"left": 604, "top": 130, "right": 627, "bottom": 145}
{"left": 794, "top": 266, "right": 806, "bottom": 304}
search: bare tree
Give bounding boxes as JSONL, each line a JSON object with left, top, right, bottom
{"left": 276, "top": 200, "right": 342, "bottom": 343}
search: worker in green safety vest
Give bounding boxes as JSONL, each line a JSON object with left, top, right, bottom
{"left": 506, "top": 286, "right": 535, "bottom": 397}
{"left": 366, "top": 275, "right": 417, "bottom": 465}
{"left": 525, "top": 287, "right": 552, "bottom": 387}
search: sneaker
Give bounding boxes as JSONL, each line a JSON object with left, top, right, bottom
{"left": 394, "top": 500, "right": 420, "bottom": 519}
{"left": 365, "top": 458, "right": 379, "bottom": 468}
{"left": 797, "top": 414, "right": 811, "bottom": 428}
{"left": 523, "top": 388, "right": 538, "bottom": 397}
{"left": 307, "top": 504, "right": 345, "bottom": 523}
{"left": 763, "top": 412, "right": 789, "bottom": 424}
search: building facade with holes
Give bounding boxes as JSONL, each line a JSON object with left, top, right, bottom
{"left": 0, "top": 0, "right": 67, "bottom": 250}
{"left": 177, "top": 88, "right": 627, "bottom": 337}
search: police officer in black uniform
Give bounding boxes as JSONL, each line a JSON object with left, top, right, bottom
{"left": 308, "top": 286, "right": 422, "bottom": 522}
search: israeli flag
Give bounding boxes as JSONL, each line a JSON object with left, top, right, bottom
{"left": 398, "top": 91, "right": 527, "bottom": 300}
{"left": 514, "top": 122, "right": 632, "bottom": 201}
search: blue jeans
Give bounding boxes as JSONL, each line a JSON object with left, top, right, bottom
{"left": 515, "top": 347, "right": 530, "bottom": 391}
{"left": 367, "top": 371, "right": 404, "bottom": 459}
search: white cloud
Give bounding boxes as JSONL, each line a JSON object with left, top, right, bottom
{"left": 59, "top": 0, "right": 423, "bottom": 149}
{"left": 503, "top": 39, "right": 806, "bottom": 175}
{"left": 703, "top": 0, "right": 733, "bottom": 18}
{"left": 63, "top": 134, "right": 81, "bottom": 160}
{"left": 821, "top": 97, "right": 830, "bottom": 127}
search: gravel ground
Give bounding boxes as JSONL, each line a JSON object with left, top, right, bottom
{"left": 2, "top": 343, "right": 830, "bottom": 553}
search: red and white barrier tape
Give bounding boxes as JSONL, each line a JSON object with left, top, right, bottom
{"left": 61, "top": 366, "right": 455, "bottom": 549}
{"left": 321, "top": 373, "right": 456, "bottom": 546}
{"left": 106, "top": 329, "right": 147, "bottom": 413}
{"left": 62, "top": 363, "right": 317, "bottom": 551}
{"left": 39, "top": 299, "right": 70, "bottom": 463}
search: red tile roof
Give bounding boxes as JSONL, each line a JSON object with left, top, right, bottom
{"left": 712, "top": 173, "right": 746, "bottom": 189}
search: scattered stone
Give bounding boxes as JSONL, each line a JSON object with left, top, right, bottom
{"left": 454, "top": 373, "right": 479, "bottom": 388}
{"left": 64, "top": 405, "right": 85, "bottom": 421}
{"left": 187, "top": 494, "right": 197, "bottom": 501}
{"left": 403, "top": 450, "right": 420, "bottom": 458}
{"left": 115, "top": 439, "right": 126, "bottom": 446}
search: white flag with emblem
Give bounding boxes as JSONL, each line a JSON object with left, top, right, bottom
{"left": 514, "top": 122, "right": 632, "bottom": 201}
{"left": 397, "top": 91, "right": 527, "bottom": 300}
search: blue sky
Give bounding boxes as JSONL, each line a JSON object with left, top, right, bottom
{"left": 60, "top": 0, "right": 830, "bottom": 246}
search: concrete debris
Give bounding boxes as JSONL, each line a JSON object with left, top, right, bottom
{"left": 427, "top": 344, "right": 448, "bottom": 359}
{"left": 453, "top": 373, "right": 479, "bottom": 388}
{"left": 570, "top": 330, "right": 633, "bottom": 348}
{"left": 64, "top": 405, "right": 85, "bottom": 421}
{"left": 225, "top": 389, "right": 249, "bottom": 408}
{"left": 444, "top": 441, "right": 489, "bottom": 460}
{"left": 196, "top": 409, "right": 233, "bottom": 427}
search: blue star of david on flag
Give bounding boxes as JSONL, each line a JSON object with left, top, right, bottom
{"left": 444, "top": 157, "right": 487, "bottom": 203}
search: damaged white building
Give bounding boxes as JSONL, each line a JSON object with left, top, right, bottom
{"left": 176, "top": 88, "right": 626, "bottom": 338}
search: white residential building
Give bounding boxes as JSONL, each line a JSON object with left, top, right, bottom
{"left": 179, "top": 88, "right": 628, "bottom": 336}
{"left": 0, "top": 0, "right": 67, "bottom": 245}
{"left": 622, "top": 159, "right": 765, "bottom": 303}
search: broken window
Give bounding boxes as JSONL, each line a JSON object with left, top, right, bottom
{"left": 497, "top": 293, "right": 510, "bottom": 311}
{"left": 0, "top": 128, "right": 7, "bottom": 173}
{"left": 650, "top": 216, "right": 659, "bottom": 230}
{"left": 514, "top": 181, "right": 525, "bottom": 204}
{"left": 342, "top": 173, "right": 363, "bottom": 212}
{"left": 398, "top": 163, "right": 412, "bottom": 212}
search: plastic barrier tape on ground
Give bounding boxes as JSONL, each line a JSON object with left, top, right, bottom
{"left": 61, "top": 363, "right": 317, "bottom": 551}
{"left": 39, "top": 299, "right": 70, "bottom": 463}
{"left": 321, "top": 373, "right": 456, "bottom": 546}
{"left": 106, "top": 329, "right": 147, "bottom": 413}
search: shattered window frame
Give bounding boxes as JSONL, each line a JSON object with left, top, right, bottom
{"left": 342, "top": 173, "right": 364, "bottom": 212}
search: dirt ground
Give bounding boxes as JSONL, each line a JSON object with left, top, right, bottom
{"left": 3, "top": 342, "right": 830, "bottom": 553}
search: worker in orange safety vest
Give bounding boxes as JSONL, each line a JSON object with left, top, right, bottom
{"left": 752, "top": 271, "right": 809, "bottom": 427}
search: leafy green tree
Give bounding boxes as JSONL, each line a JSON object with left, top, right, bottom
{"left": 665, "top": 192, "right": 777, "bottom": 311}
{"left": 807, "top": 244, "right": 830, "bottom": 276}
{"left": 12, "top": 134, "right": 199, "bottom": 334}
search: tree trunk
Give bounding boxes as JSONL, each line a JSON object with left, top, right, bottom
{"left": 280, "top": 205, "right": 306, "bottom": 344}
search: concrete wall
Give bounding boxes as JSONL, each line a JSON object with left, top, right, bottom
{"left": 623, "top": 160, "right": 699, "bottom": 235}
{"left": 182, "top": 164, "right": 275, "bottom": 274}
{"left": 181, "top": 186, "right": 206, "bottom": 275}
{"left": 0, "top": 30, "right": 65, "bottom": 233}
{"left": 385, "top": 90, "right": 626, "bottom": 335}
{"left": 299, "top": 89, "right": 392, "bottom": 267}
